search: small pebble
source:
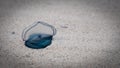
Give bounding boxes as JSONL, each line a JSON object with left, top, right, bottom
{"left": 12, "top": 32, "right": 15, "bottom": 34}
{"left": 61, "top": 26, "right": 68, "bottom": 28}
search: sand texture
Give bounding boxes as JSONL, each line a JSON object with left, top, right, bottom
{"left": 0, "top": 0, "right": 120, "bottom": 68}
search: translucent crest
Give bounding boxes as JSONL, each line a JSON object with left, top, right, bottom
{"left": 22, "top": 21, "right": 56, "bottom": 41}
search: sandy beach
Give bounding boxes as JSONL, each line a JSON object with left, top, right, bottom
{"left": 0, "top": 0, "right": 120, "bottom": 68}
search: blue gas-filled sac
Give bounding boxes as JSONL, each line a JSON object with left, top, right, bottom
{"left": 22, "top": 21, "right": 56, "bottom": 49}
{"left": 25, "top": 34, "right": 53, "bottom": 49}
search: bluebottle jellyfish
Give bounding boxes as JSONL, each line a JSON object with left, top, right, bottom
{"left": 22, "top": 21, "right": 56, "bottom": 49}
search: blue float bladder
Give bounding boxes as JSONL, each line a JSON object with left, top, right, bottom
{"left": 22, "top": 21, "right": 56, "bottom": 49}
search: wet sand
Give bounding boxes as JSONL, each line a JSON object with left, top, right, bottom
{"left": 0, "top": 0, "right": 120, "bottom": 68}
